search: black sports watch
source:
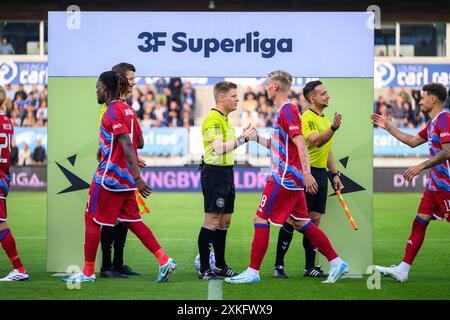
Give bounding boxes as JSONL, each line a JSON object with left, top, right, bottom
{"left": 329, "top": 171, "right": 340, "bottom": 179}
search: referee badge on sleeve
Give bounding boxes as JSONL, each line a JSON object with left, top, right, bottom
{"left": 216, "top": 198, "right": 225, "bottom": 208}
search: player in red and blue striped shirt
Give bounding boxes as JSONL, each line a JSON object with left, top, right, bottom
{"left": 0, "top": 85, "right": 29, "bottom": 281}
{"left": 372, "top": 83, "right": 450, "bottom": 282}
{"left": 225, "top": 71, "right": 349, "bottom": 284}
{"left": 64, "top": 71, "right": 176, "bottom": 283}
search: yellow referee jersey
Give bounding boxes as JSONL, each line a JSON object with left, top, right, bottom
{"left": 98, "top": 103, "right": 107, "bottom": 129}
{"left": 301, "top": 109, "right": 332, "bottom": 168}
{"left": 202, "top": 108, "right": 235, "bottom": 166}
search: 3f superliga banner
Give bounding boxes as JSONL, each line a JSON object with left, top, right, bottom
{"left": 47, "top": 12, "right": 374, "bottom": 272}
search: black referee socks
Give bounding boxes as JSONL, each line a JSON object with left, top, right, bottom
{"left": 198, "top": 227, "right": 216, "bottom": 273}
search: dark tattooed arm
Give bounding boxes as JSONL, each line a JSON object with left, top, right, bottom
{"left": 403, "top": 143, "right": 450, "bottom": 182}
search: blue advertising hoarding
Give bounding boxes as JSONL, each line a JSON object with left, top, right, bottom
{"left": 373, "top": 128, "right": 428, "bottom": 156}
{"left": 375, "top": 62, "right": 450, "bottom": 88}
{"left": 139, "top": 127, "right": 187, "bottom": 156}
{"left": 0, "top": 61, "right": 48, "bottom": 86}
{"left": 12, "top": 127, "right": 428, "bottom": 157}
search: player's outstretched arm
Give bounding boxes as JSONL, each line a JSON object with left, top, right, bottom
{"left": 211, "top": 125, "right": 254, "bottom": 155}
{"left": 308, "top": 112, "right": 342, "bottom": 147}
{"left": 118, "top": 133, "right": 152, "bottom": 197}
{"left": 251, "top": 133, "right": 270, "bottom": 149}
{"left": 371, "top": 113, "right": 426, "bottom": 147}
{"left": 404, "top": 143, "right": 450, "bottom": 182}
{"left": 293, "top": 135, "right": 318, "bottom": 194}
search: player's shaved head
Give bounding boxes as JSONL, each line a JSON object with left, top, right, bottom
{"left": 214, "top": 81, "right": 237, "bottom": 103}
{"left": 268, "top": 70, "right": 292, "bottom": 92}
{"left": 0, "top": 85, "right": 5, "bottom": 107}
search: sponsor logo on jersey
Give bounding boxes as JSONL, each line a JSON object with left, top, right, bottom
{"left": 124, "top": 109, "right": 134, "bottom": 116}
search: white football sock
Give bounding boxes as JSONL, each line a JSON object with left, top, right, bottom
{"left": 398, "top": 262, "right": 410, "bottom": 273}
{"left": 247, "top": 267, "right": 260, "bottom": 276}
{"left": 329, "top": 257, "right": 344, "bottom": 268}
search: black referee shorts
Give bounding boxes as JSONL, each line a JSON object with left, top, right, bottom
{"left": 201, "top": 164, "right": 235, "bottom": 214}
{"left": 305, "top": 167, "right": 328, "bottom": 214}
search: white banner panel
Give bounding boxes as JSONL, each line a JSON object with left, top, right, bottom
{"left": 49, "top": 12, "right": 374, "bottom": 77}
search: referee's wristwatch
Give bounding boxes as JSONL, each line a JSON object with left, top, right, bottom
{"left": 329, "top": 171, "right": 340, "bottom": 179}
{"left": 237, "top": 135, "right": 247, "bottom": 146}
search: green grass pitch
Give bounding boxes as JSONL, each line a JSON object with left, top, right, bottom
{"left": 1, "top": 192, "right": 450, "bottom": 300}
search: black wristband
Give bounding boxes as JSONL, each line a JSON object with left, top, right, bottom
{"left": 331, "top": 125, "right": 337, "bottom": 131}
{"left": 134, "top": 176, "right": 142, "bottom": 182}
{"left": 330, "top": 171, "right": 340, "bottom": 179}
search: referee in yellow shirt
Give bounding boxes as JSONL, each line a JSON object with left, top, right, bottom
{"left": 273, "top": 80, "right": 343, "bottom": 278}
{"left": 197, "top": 81, "right": 253, "bottom": 280}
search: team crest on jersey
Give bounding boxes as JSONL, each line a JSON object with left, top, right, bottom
{"left": 113, "top": 123, "right": 122, "bottom": 130}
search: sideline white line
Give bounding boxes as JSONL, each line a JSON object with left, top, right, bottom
{"left": 208, "top": 280, "right": 223, "bottom": 300}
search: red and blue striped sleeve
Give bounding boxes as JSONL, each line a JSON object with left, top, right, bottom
{"left": 280, "top": 103, "right": 302, "bottom": 139}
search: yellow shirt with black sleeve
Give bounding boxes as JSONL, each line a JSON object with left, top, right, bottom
{"left": 301, "top": 109, "right": 332, "bottom": 168}
{"left": 202, "top": 108, "right": 235, "bottom": 166}
{"left": 98, "top": 103, "right": 107, "bottom": 129}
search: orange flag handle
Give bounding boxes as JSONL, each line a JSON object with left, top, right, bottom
{"left": 335, "top": 190, "right": 358, "bottom": 231}
{"left": 135, "top": 191, "right": 151, "bottom": 214}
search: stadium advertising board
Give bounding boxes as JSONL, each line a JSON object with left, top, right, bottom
{"left": 8, "top": 166, "right": 431, "bottom": 193}
{"left": 49, "top": 12, "right": 373, "bottom": 78}
{"left": 375, "top": 62, "right": 450, "bottom": 88}
{"left": 14, "top": 127, "right": 47, "bottom": 152}
{"left": 48, "top": 12, "right": 373, "bottom": 273}
{"left": 374, "top": 128, "right": 428, "bottom": 156}
{"left": 374, "top": 168, "right": 429, "bottom": 193}
{"left": 0, "top": 61, "right": 48, "bottom": 86}
{"left": 11, "top": 127, "right": 428, "bottom": 157}
{"left": 140, "top": 127, "right": 187, "bottom": 156}
{"left": 142, "top": 167, "right": 270, "bottom": 192}
{"left": 10, "top": 166, "right": 47, "bottom": 191}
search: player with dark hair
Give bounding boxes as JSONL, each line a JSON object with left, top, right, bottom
{"left": 98, "top": 62, "right": 143, "bottom": 278}
{"left": 225, "top": 71, "right": 348, "bottom": 284}
{"left": 372, "top": 83, "right": 450, "bottom": 282}
{"left": 274, "top": 80, "right": 343, "bottom": 278}
{"left": 63, "top": 71, "right": 176, "bottom": 283}
{"left": 0, "top": 85, "right": 28, "bottom": 281}
{"left": 197, "top": 81, "right": 253, "bottom": 280}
